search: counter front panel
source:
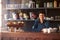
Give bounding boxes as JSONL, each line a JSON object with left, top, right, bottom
{"left": 0, "top": 32, "right": 60, "bottom": 40}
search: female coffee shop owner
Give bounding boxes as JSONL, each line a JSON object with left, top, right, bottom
{"left": 32, "top": 12, "right": 51, "bottom": 32}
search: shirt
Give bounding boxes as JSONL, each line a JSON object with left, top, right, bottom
{"left": 32, "top": 18, "right": 50, "bottom": 32}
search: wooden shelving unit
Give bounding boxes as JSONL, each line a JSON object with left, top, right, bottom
{"left": 2, "top": 0, "right": 60, "bottom": 28}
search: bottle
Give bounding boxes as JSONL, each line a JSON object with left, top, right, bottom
{"left": 28, "top": 0, "right": 33, "bottom": 8}
{"left": 44, "top": 2, "right": 47, "bottom": 8}
{"left": 36, "top": 4, "right": 39, "bottom": 8}
{"left": 29, "top": 12, "right": 35, "bottom": 20}
{"left": 59, "top": 25, "right": 60, "bottom": 31}
{"left": 32, "top": 2, "right": 35, "bottom": 8}
{"left": 54, "top": 0, "right": 57, "bottom": 8}
{"left": 28, "top": 0, "right": 35, "bottom": 8}
{"left": 12, "top": 12, "right": 17, "bottom": 20}
{"left": 59, "top": 3, "right": 60, "bottom": 7}
{"left": 47, "top": 2, "right": 50, "bottom": 8}
{"left": 29, "top": 12, "right": 32, "bottom": 19}
{"left": 36, "top": 0, "right": 40, "bottom": 8}
{"left": 4, "top": 13, "right": 8, "bottom": 20}
{"left": 19, "top": 10, "right": 23, "bottom": 20}
{"left": 50, "top": 2, "right": 53, "bottom": 8}
{"left": 23, "top": 13, "right": 28, "bottom": 20}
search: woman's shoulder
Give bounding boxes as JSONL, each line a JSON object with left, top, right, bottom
{"left": 35, "top": 18, "right": 39, "bottom": 22}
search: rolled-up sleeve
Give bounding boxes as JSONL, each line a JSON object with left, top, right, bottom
{"left": 32, "top": 19, "right": 39, "bottom": 32}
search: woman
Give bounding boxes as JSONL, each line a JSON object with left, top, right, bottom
{"left": 32, "top": 12, "right": 51, "bottom": 32}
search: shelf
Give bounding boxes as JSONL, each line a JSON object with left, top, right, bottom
{"left": 7, "top": 7, "right": 46, "bottom": 10}
{"left": 7, "top": 19, "right": 60, "bottom": 22}
{"left": 7, "top": 7, "right": 60, "bottom": 11}
{"left": 49, "top": 20, "right": 60, "bottom": 21}
{"left": 7, "top": 19, "right": 35, "bottom": 22}
{"left": 53, "top": 20, "right": 60, "bottom": 21}
{"left": 20, "top": 8, "right": 45, "bottom": 10}
{"left": 47, "top": 7, "right": 60, "bottom": 9}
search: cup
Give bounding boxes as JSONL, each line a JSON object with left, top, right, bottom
{"left": 47, "top": 29, "right": 51, "bottom": 33}
{"left": 58, "top": 26, "right": 60, "bottom": 32}
{"left": 42, "top": 28, "right": 48, "bottom": 33}
{"left": 53, "top": 28, "right": 57, "bottom": 32}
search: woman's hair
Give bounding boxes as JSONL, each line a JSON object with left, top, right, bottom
{"left": 39, "top": 11, "right": 44, "bottom": 13}
{"left": 39, "top": 13, "right": 45, "bottom": 16}
{"left": 39, "top": 11, "right": 45, "bottom": 16}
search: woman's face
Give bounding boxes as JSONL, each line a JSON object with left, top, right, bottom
{"left": 39, "top": 13, "right": 45, "bottom": 20}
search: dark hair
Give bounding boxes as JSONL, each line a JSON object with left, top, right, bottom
{"left": 39, "top": 11, "right": 45, "bottom": 14}
{"left": 39, "top": 12, "right": 45, "bottom": 15}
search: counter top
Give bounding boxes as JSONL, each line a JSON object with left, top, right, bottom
{"left": 0, "top": 32, "right": 60, "bottom": 40}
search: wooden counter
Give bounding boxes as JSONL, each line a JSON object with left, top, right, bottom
{"left": 0, "top": 32, "right": 60, "bottom": 40}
